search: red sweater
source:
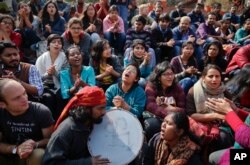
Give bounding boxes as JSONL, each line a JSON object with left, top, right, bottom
{"left": 226, "top": 44, "right": 250, "bottom": 74}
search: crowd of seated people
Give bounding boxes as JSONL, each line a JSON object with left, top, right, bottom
{"left": 0, "top": 0, "right": 250, "bottom": 164}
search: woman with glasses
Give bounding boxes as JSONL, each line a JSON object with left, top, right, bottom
{"left": 15, "top": 1, "right": 42, "bottom": 63}
{"left": 144, "top": 61, "right": 186, "bottom": 141}
{"left": 81, "top": 3, "right": 103, "bottom": 44}
{"left": 62, "top": 17, "right": 91, "bottom": 66}
{"left": 90, "top": 39, "right": 122, "bottom": 91}
{"left": 105, "top": 64, "right": 146, "bottom": 118}
{"left": 60, "top": 45, "right": 96, "bottom": 100}
{"left": 0, "top": 14, "right": 22, "bottom": 57}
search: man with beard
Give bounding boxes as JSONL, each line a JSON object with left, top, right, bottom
{"left": 0, "top": 15, "right": 22, "bottom": 57}
{"left": 187, "top": 3, "right": 205, "bottom": 31}
{"left": 42, "top": 86, "right": 110, "bottom": 164}
{"left": 0, "top": 42, "right": 43, "bottom": 101}
{"left": 0, "top": 78, "right": 54, "bottom": 164}
{"left": 196, "top": 12, "right": 223, "bottom": 43}
{"left": 169, "top": 2, "right": 187, "bottom": 28}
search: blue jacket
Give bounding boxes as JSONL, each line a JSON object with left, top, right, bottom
{"left": 42, "top": 16, "right": 66, "bottom": 37}
{"left": 105, "top": 83, "right": 146, "bottom": 118}
{"left": 172, "top": 26, "right": 197, "bottom": 47}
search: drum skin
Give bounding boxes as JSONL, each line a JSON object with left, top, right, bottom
{"left": 88, "top": 109, "right": 144, "bottom": 165}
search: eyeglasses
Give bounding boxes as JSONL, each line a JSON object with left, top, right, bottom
{"left": 1, "top": 21, "right": 13, "bottom": 26}
{"left": 0, "top": 42, "right": 17, "bottom": 49}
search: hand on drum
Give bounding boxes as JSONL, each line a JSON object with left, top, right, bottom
{"left": 92, "top": 155, "right": 110, "bottom": 165}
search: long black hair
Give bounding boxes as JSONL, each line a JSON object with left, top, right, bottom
{"left": 41, "top": 0, "right": 60, "bottom": 25}
{"left": 82, "top": 3, "right": 97, "bottom": 22}
{"left": 17, "top": 1, "right": 34, "bottom": 28}
{"left": 69, "top": 106, "right": 92, "bottom": 123}
{"left": 92, "top": 39, "right": 114, "bottom": 72}
{"left": 203, "top": 41, "right": 225, "bottom": 66}
{"left": 168, "top": 111, "right": 201, "bottom": 145}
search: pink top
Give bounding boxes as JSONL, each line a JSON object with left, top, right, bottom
{"left": 103, "top": 15, "right": 124, "bottom": 33}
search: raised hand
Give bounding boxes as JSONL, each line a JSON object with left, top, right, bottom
{"left": 105, "top": 65, "right": 114, "bottom": 74}
{"left": 45, "top": 24, "right": 52, "bottom": 33}
{"left": 47, "top": 65, "right": 56, "bottom": 75}
{"left": 166, "top": 39, "right": 175, "bottom": 47}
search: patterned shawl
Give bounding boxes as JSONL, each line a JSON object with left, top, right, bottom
{"left": 155, "top": 135, "right": 200, "bottom": 165}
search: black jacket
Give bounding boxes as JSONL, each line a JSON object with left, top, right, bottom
{"left": 42, "top": 117, "right": 92, "bottom": 165}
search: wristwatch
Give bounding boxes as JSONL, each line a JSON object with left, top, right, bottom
{"left": 12, "top": 146, "right": 17, "bottom": 154}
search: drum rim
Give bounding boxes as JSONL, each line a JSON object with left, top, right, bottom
{"left": 87, "top": 109, "right": 144, "bottom": 164}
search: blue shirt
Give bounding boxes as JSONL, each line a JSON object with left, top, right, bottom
{"left": 60, "top": 66, "right": 96, "bottom": 99}
{"left": 172, "top": 26, "right": 197, "bottom": 46}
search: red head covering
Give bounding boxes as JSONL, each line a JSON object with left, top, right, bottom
{"left": 54, "top": 86, "right": 106, "bottom": 130}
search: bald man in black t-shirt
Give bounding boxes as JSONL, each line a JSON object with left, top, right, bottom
{"left": 0, "top": 78, "right": 54, "bottom": 165}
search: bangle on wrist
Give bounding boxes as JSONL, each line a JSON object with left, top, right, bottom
{"left": 12, "top": 145, "right": 17, "bottom": 154}
{"left": 35, "top": 142, "right": 39, "bottom": 149}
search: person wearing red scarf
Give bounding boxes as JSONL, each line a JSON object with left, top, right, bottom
{"left": 43, "top": 86, "right": 110, "bottom": 164}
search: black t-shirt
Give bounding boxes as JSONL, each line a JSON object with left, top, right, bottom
{"left": 0, "top": 102, "right": 54, "bottom": 145}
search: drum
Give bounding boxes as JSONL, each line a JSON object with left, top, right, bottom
{"left": 88, "top": 109, "right": 144, "bottom": 165}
